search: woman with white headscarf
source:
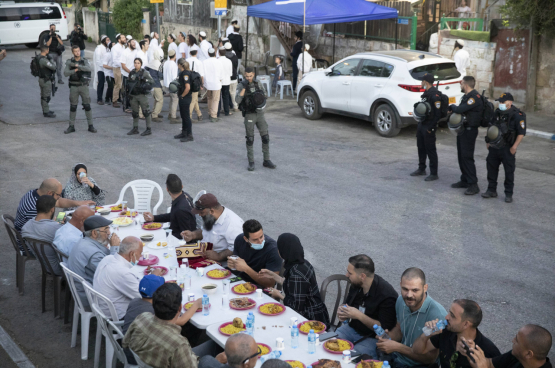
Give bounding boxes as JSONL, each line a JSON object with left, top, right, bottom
{"left": 145, "top": 48, "right": 165, "bottom": 122}
{"left": 296, "top": 44, "right": 313, "bottom": 92}
{"left": 93, "top": 35, "right": 110, "bottom": 105}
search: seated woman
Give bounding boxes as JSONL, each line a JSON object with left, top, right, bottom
{"left": 260, "top": 233, "right": 330, "bottom": 326}
{"left": 63, "top": 163, "right": 105, "bottom": 209}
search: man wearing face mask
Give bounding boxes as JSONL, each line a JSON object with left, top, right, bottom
{"left": 53, "top": 205, "right": 95, "bottom": 262}
{"left": 227, "top": 219, "right": 281, "bottom": 288}
{"left": 482, "top": 93, "right": 526, "bottom": 203}
{"left": 180, "top": 193, "right": 244, "bottom": 265}
{"left": 93, "top": 236, "right": 162, "bottom": 320}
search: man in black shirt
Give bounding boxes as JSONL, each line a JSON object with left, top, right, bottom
{"left": 143, "top": 174, "right": 196, "bottom": 239}
{"left": 70, "top": 23, "right": 87, "bottom": 58}
{"left": 45, "top": 24, "right": 64, "bottom": 84}
{"left": 461, "top": 324, "right": 551, "bottom": 368}
{"left": 290, "top": 31, "right": 303, "bottom": 94}
{"left": 336, "top": 254, "right": 398, "bottom": 359}
{"left": 227, "top": 219, "right": 282, "bottom": 288}
{"left": 412, "top": 299, "right": 500, "bottom": 368}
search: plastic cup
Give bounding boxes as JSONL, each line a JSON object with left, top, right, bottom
{"left": 222, "top": 279, "right": 230, "bottom": 295}
{"left": 228, "top": 255, "right": 238, "bottom": 270}
{"left": 290, "top": 317, "right": 298, "bottom": 327}
{"left": 143, "top": 250, "right": 150, "bottom": 260}
{"left": 256, "top": 289, "right": 263, "bottom": 299}
{"left": 188, "top": 293, "right": 195, "bottom": 302}
{"left": 121, "top": 201, "right": 128, "bottom": 213}
{"left": 276, "top": 338, "right": 284, "bottom": 350}
{"left": 196, "top": 267, "right": 205, "bottom": 277}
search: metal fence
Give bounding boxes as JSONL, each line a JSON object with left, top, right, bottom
{"left": 163, "top": 0, "right": 211, "bottom": 27}
{"left": 98, "top": 11, "right": 116, "bottom": 42}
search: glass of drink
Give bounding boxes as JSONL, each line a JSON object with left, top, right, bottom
{"left": 222, "top": 279, "right": 230, "bottom": 295}
{"left": 228, "top": 255, "right": 238, "bottom": 270}
{"left": 182, "top": 258, "right": 189, "bottom": 268}
{"left": 184, "top": 273, "right": 192, "bottom": 290}
{"left": 121, "top": 201, "right": 128, "bottom": 213}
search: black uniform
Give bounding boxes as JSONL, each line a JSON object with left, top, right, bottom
{"left": 485, "top": 106, "right": 526, "bottom": 196}
{"left": 178, "top": 70, "right": 193, "bottom": 137}
{"left": 70, "top": 28, "right": 87, "bottom": 51}
{"left": 290, "top": 41, "right": 302, "bottom": 91}
{"left": 450, "top": 89, "right": 484, "bottom": 186}
{"left": 417, "top": 86, "right": 442, "bottom": 175}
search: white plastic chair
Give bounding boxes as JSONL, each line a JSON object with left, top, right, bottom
{"left": 255, "top": 75, "right": 271, "bottom": 97}
{"left": 116, "top": 180, "right": 163, "bottom": 215}
{"left": 130, "top": 349, "right": 154, "bottom": 368}
{"left": 60, "top": 262, "right": 95, "bottom": 360}
{"left": 276, "top": 80, "right": 293, "bottom": 100}
{"left": 92, "top": 305, "right": 137, "bottom": 368}
{"left": 83, "top": 282, "right": 124, "bottom": 368}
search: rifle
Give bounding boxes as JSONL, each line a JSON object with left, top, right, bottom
{"left": 51, "top": 73, "right": 58, "bottom": 97}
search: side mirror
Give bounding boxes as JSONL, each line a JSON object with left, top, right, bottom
{"left": 324, "top": 67, "right": 333, "bottom": 76}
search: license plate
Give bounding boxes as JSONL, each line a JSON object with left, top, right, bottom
{"left": 448, "top": 97, "right": 456, "bottom": 104}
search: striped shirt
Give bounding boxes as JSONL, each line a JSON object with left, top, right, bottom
{"left": 14, "top": 189, "right": 40, "bottom": 231}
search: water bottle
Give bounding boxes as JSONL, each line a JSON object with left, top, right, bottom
{"left": 291, "top": 325, "right": 299, "bottom": 348}
{"left": 374, "top": 324, "right": 391, "bottom": 340}
{"left": 202, "top": 294, "right": 210, "bottom": 316}
{"left": 246, "top": 314, "right": 254, "bottom": 335}
{"left": 341, "top": 304, "right": 350, "bottom": 325}
{"left": 308, "top": 329, "right": 316, "bottom": 354}
{"left": 260, "top": 351, "right": 282, "bottom": 363}
{"left": 248, "top": 311, "right": 255, "bottom": 325}
{"left": 383, "top": 361, "right": 391, "bottom": 368}
{"left": 177, "top": 266, "right": 185, "bottom": 290}
{"left": 422, "top": 320, "right": 448, "bottom": 336}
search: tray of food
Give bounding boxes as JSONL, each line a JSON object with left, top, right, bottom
{"left": 285, "top": 361, "right": 306, "bottom": 368}
{"left": 229, "top": 297, "right": 256, "bottom": 310}
{"left": 112, "top": 217, "right": 133, "bottom": 227}
{"left": 142, "top": 222, "right": 162, "bottom": 231}
{"left": 206, "top": 269, "right": 231, "bottom": 279}
{"left": 258, "top": 303, "right": 285, "bottom": 316}
{"left": 118, "top": 210, "right": 138, "bottom": 217}
{"left": 257, "top": 343, "right": 271, "bottom": 356}
{"left": 219, "top": 318, "right": 246, "bottom": 336}
{"left": 322, "top": 338, "right": 354, "bottom": 354}
{"left": 310, "top": 359, "right": 341, "bottom": 368}
{"left": 110, "top": 204, "right": 122, "bottom": 212}
{"left": 183, "top": 302, "right": 210, "bottom": 313}
{"left": 298, "top": 320, "right": 327, "bottom": 334}
{"left": 356, "top": 361, "right": 384, "bottom": 368}
{"left": 232, "top": 282, "right": 257, "bottom": 295}
{"left": 143, "top": 266, "right": 168, "bottom": 276}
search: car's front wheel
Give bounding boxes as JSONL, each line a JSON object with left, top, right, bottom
{"left": 300, "top": 90, "right": 322, "bottom": 120}
{"left": 374, "top": 104, "right": 401, "bottom": 137}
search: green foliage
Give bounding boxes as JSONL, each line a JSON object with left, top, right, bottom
{"left": 501, "top": 0, "right": 555, "bottom": 35}
{"left": 112, "top": 0, "right": 150, "bottom": 40}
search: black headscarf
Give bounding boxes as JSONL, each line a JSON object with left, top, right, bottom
{"left": 74, "top": 163, "right": 87, "bottom": 176}
{"left": 277, "top": 233, "right": 305, "bottom": 275}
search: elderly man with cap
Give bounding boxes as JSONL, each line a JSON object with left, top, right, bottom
{"left": 164, "top": 49, "right": 180, "bottom": 123}
{"left": 453, "top": 39, "right": 470, "bottom": 77}
{"left": 218, "top": 46, "right": 233, "bottom": 117}
{"left": 204, "top": 48, "right": 224, "bottom": 122}
{"left": 181, "top": 193, "right": 244, "bottom": 264}
{"left": 482, "top": 93, "right": 526, "bottom": 203}
{"left": 226, "top": 19, "right": 239, "bottom": 37}
{"left": 111, "top": 33, "right": 126, "bottom": 108}
{"left": 198, "top": 31, "right": 211, "bottom": 61}
{"left": 177, "top": 32, "right": 189, "bottom": 60}
{"left": 67, "top": 216, "right": 120, "bottom": 309}
{"left": 53, "top": 204, "right": 95, "bottom": 262}
{"left": 225, "top": 42, "right": 239, "bottom": 111}
{"left": 167, "top": 34, "right": 178, "bottom": 61}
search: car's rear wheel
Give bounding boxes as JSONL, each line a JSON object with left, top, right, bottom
{"left": 301, "top": 90, "right": 322, "bottom": 120}
{"left": 374, "top": 104, "right": 401, "bottom": 137}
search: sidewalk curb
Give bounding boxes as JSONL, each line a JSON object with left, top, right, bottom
{"left": 0, "top": 325, "right": 35, "bottom": 368}
{"left": 527, "top": 129, "right": 555, "bottom": 141}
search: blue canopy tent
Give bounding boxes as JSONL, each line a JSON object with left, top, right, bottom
{"left": 245, "top": 0, "right": 399, "bottom": 67}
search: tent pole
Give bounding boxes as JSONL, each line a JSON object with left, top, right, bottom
{"left": 246, "top": 16, "right": 249, "bottom": 68}
{"left": 395, "top": 17, "right": 398, "bottom": 50}
{"left": 333, "top": 23, "right": 335, "bottom": 64}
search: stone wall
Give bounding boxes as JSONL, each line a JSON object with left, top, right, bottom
{"left": 317, "top": 36, "right": 403, "bottom": 64}
{"left": 535, "top": 35, "right": 555, "bottom": 114}
{"left": 82, "top": 9, "right": 99, "bottom": 43}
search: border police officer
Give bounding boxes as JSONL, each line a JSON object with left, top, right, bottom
{"left": 482, "top": 93, "right": 526, "bottom": 203}
{"left": 449, "top": 76, "right": 483, "bottom": 195}
{"left": 127, "top": 58, "right": 154, "bottom": 136}
{"left": 64, "top": 45, "right": 96, "bottom": 134}
{"left": 37, "top": 45, "right": 57, "bottom": 118}
{"left": 236, "top": 66, "right": 276, "bottom": 171}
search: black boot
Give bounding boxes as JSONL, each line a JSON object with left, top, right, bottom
{"left": 464, "top": 184, "right": 480, "bottom": 195}
{"left": 451, "top": 181, "right": 469, "bottom": 188}
{"left": 43, "top": 111, "right": 56, "bottom": 118}
{"left": 410, "top": 168, "right": 426, "bottom": 176}
{"left": 127, "top": 127, "right": 139, "bottom": 135}
{"left": 180, "top": 134, "right": 194, "bottom": 142}
{"left": 88, "top": 125, "right": 97, "bottom": 133}
{"left": 174, "top": 132, "right": 186, "bottom": 139}
{"left": 425, "top": 174, "right": 439, "bottom": 181}
{"left": 481, "top": 190, "right": 498, "bottom": 198}
{"left": 263, "top": 160, "right": 276, "bottom": 169}
{"left": 140, "top": 128, "right": 152, "bottom": 136}
{"left": 505, "top": 195, "right": 513, "bottom": 203}
{"left": 248, "top": 162, "right": 255, "bottom": 171}
{"left": 64, "top": 125, "right": 75, "bottom": 134}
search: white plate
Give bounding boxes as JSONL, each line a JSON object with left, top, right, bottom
{"left": 111, "top": 218, "right": 134, "bottom": 227}
{"left": 146, "top": 241, "right": 170, "bottom": 250}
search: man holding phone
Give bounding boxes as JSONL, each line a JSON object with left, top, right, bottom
{"left": 45, "top": 24, "right": 64, "bottom": 84}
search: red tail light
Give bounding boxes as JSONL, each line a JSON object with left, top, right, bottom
{"left": 398, "top": 84, "right": 425, "bottom": 92}
{"left": 63, "top": 9, "right": 67, "bottom": 19}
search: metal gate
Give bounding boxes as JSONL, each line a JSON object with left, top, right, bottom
{"left": 98, "top": 12, "right": 116, "bottom": 42}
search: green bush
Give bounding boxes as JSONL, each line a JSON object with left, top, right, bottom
{"left": 112, "top": 0, "right": 150, "bottom": 40}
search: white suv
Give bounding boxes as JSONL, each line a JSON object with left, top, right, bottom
{"left": 297, "top": 50, "right": 464, "bottom": 137}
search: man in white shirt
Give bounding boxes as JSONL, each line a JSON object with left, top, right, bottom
{"left": 121, "top": 39, "right": 137, "bottom": 111}
{"left": 93, "top": 236, "right": 163, "bottom": 320}
{"left": 226, "top": 20, "right": 238, "bottom": 37}
{"left": 202, "top": 48, "right": 224, "bottom": 122}
{"left": 198, "top": 31, "right": 211, "bottom": 61}
{"left": 225, "top": 42, "right": 239, "bottom": 111}
{"left": 147, "top": 32, "right": 164, "bottom": 61}
{"left": 181, "top": 193, "right": 244, "bottom": 265}
{"left": 136, "top": 39, "right": 148, "bottom": 68}
{"left": 53, "top": 205, "right": 94, "bottom": 262}
{"left": 111, "top": 33, "right": 126, "bottom": 108}
{"left": 186, "top": 49, "right": 204, "bottom": 121}
{"left": 453, "top": 39, "right": 470, "bottom": 77}
{"left": 167, "top": 34, "right": 178, "bottom": 61}
{"left": 218, "top": 47, "right": 233, "bottom": 117}
{"left": 93, "top": 35, "right": 109, "bottom": 105}
{"left": 177, "top": 32, "right": 188, "bottom": 60}
{"left": 163, "top": 49, "right": 180, "bottom": 123}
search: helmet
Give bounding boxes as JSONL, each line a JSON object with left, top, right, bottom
{"left": 169, "top": 78, "right": 180, "bottom": 93}
{"left": 412, "top": 102, "right": 430, "bottom": 123}
{"left": 252, "top": 90, "right": 266, "bottom": 110}
{"left": 447, "top": 113, "right": 466, "bottom": 136}
{"left": 487, "top": 125, "right": 505, "bottom": 149}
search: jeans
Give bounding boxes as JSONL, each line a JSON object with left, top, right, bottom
{"left": 336, "top": 323, "right": 378, "bottom": 359}
{"left": 105, "top": 76, "right": 114, "bottom": 102}
{"left": 51, "top": 53, "right": 63, "bottom": 80}
{"left": 179, "top": 94, "right": 192, "bottom": 135}
{"left": 96, "top": 71, "right": 105, "bottom": 102}
{"left": 218, "top": 85, "right": 231, "bottom": 117}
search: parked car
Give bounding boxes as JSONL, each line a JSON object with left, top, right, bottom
{"left": 0, "top": 2, "right": 68, "bottom": 48}
{"left": 297, "top": 50, "right": 464, "bottom": 137}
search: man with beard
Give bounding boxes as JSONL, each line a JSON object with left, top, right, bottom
{"left": 180, "top": 193, "right": 244, "bottom": 264}
{"left": 376, "top": 268, "right": 447, "bottom": 368}
{"left": 336, "top": 255, "right": 398, "bottom": 359}
{"left": 121, "top": 39, "right": 138, "bottom": 112}
{"left": 412, "top": 299, "right": 500, "bottom": 368}
{"left": 111, "top": 33, "right": 126, "bottom": 108}
{"left": 68, "top": 216, "right": 121, "bottom": 309}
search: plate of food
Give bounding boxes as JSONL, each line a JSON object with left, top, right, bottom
{"left": 143, "top": 266, "right": 168, "bottom": 276}
{"left": 110, "top": 204, "right": 123, "bottom": 212}
{"left": 285, "top": 361, "right": 306, "bottom": 368}
{"left": 232, "top": 282, "right": 257, "bottom": 295}
{"left": 142, "top": 222, "right": 162, "bottom": 231}
{"left": 258, "top": 303, "right": 286, "bottom": 316}
{"left": 183, "top": 301, "right": 210, "bottom": 313}
{"left": 147, "top": 241, "right": 168, "bottom": 250}
{"left": 356, "top": 360, "right": 383, "bottom": 368}
{"left": 118, "top": 210, "right": 138, "bottom": 218}
{"left": 137, "top": 255, "right": 159, "bottom": 266}
{"left": 229, "top": 297, "right": 256, "bottom": 310}
{"left": 112, "top": 217, "right": 133, "bottom": 227}
{"left": 298, "top": 320, "right": 327, "bottom": 334}
{"left": 257, "top": 343, "right": 271, "bottom": 356}
{"left": 323, "top": 339, "right": 354, "bottom": 354}
{"left": 95, "top": 206, "right": 103, "bottom": 211}
{"left": 219, "top": 318, "right": 246, "bottom": 336}
{"left": 310, "top": 359, "right": 341, "bottom": 368}
{"left": 206, "top": 269, "right": 231, "bottom": 279}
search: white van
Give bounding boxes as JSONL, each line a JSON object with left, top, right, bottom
{"left": 0, "top": 1, "right": 68, "bottom": 48}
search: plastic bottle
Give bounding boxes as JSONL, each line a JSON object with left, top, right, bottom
{"left": 260, "top": 351, "right": 282, "bottom": 363}
{"left": 248, "top": 311, "right": 255, "bottom": 325}
{"left": 176, "top": 267, "right": 185, "bottom": 290}
{"left": 308, "top": 329, "right": 316, "bottom": 354}
{"left": 202, "top": 294, "right": 210, "bottom": 316}
{"left": 246, "top": 314, "right": 254, "bottom": 335}
{"left": 383, "top": 361, "right": 390, "bottom": 368}
{"left": 291, "top": 325, "right": 299, "bottom": 348}
{"left": 422, "top": 320, "right": 448, "bottom": 336}
{"left": 342, "top": 304, "right": 350, "bottom": 325}
{"left": 373, "top": 324, "right": 391, "bottom": 340}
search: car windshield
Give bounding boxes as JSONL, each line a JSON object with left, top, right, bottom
{"left": 410, "top": 63, "right": 461, "bottom": 81}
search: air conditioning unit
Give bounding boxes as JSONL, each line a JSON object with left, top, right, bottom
{"left": 210, "top": 1, "right": 232, "bottom": 19}
{"left": 270, "top": 35, "right": 286, "bottom": 57}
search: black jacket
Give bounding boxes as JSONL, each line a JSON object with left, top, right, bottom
{"left": 291, "top": 41, "right": 303, "bottom": 61}
{"left": 228, "top": 33, "right": 244, "bottom": 59}
{"left": 153, "top": 192, "right": 196, "bottom": 239}
{"left": 420, "top": 86, "right": 442, "bottom": 130}
{"left": 225, "top": 51, "right": 239, "bottom": 81}
{"left": 486, "top": 106, "right": 526, "bottom": 145}
{"left": 70, "top": 29, "right": 87, "bottom": 50}
{"left": 450, "top": 89, "right": 484, "bottom": 127}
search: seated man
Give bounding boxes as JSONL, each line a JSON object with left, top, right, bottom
{"left": 227, "top": 219, "right": 282, "bottom": 288}
{"left": 461, "top": 324, "right": 551, "bottom": 368}
{"left": 198, "top": 333, "right": 259, "bottom": 368}
{"left": 21, "top": 195, "right": 63, "bottom": 275}
{"left": 181, "top": 193, "right": 244, "bottom": 264}
{"left": 412, "top": 299, "right": 501, "bottom": 368}
{"left": 53, "top": 205, "right": 95, "bottom": 261}
{"left": 336, "top": 254, "right": 398, "bottom": 359}
{"left": 143, "top": 174, "right": 196, "bottom": 239}
{"left": 376, "top": 268, "right": 447, "bottom": 368}
{"left": 68, "top": 216, "right": 120, "bottom": 309}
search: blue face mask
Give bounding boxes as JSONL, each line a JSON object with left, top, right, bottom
{"left": 250, "top": 240, "right": 265, "bottom": 250}
{"left": 130, "top": 254, "right": 138, "bottom": 267}
{"left": 499, "top": 103, "right": 507, "bottom": 111}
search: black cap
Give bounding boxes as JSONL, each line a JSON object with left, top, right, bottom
{"left": 84, "top": 216, "right": 113, "bottom": 231}
{"left": 422, "top": 73, "right": 435, "bottom": 85}
{"left": 496, "top": 92, "right": 514, "bottom": 103}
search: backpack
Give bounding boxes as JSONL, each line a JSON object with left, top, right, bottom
{"left": 434, "top": 82, "right": 449, "bottom": 119}
{"left": 190, "top": 61, "right": 202, "bottom": 93}
{"left": 480, "top": 90, "right": 495, "bottom": 127}
{"left": 30, "top": 53, "right": 41, "bottom": 78}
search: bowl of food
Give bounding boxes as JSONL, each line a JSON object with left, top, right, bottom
{"left": 219, "top": 318, "right": 246, "bottom": 336}
{"left": 258, "top": 302, "right": 286, "bottom": 316}
{"left": 140, "top": 234, "right": 154, "bottom": 242}
{"left": 98, "top": 209, "right": 111, "bottom": 216}
{"left": 285, "top": 361, "right": 306, "bottom": 368}
{"left": 323, "top": 339, "right": 354, "bottom": 354}
{"left": 298, "top": 320, "right": 327, "bottom": 334}
{"left": 201, "top": 283, "right": 217, "bottom": 295}
{"left": 232, "top": 282, "right": 257, "bottom": 295}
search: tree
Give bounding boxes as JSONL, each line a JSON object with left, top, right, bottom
{"left": 501, "top": 0, "right": 555, "bottom": 35}
{"left": 112, "top": 0, "right": 151, "bottom": 40}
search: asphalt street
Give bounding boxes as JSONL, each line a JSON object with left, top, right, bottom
{"left": 0, "top": 45, "right": 554, "bottom": 367}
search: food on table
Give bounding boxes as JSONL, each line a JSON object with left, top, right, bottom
{"left": 206, "top": 269, "right": 230, "bottom": 278}
{"left": 232, "top": 317, "right": 243, "bottom": 328}
{"left": 325, "top": 339, "right": 351, "bottom": 352}
{"left": 221, "top": 319, "right": 246, "bottom": 335}
{"left": 119, "top": 211, "right": 138, "bottom": 217}
{"left": 230, "top": 297, "right": 255, "bottom": 309}
{"left": 286, "top": 361, "right": 304, "bottom": 368}
{"left": 95, "top": 206, "right": 103, "bottom": 211}
{"left": 258, "top": 344, "right": 270, "bottom": 356}
{"left": 156, "top": 241, "right": 168, "bottom": 247}
{"left": 110, "top": 204, "right": 122, "bottom": 211}
{"left": 140, "top": 234, "right": 154, "bottom": 242}
{"left": 358, "top": 361, "right": 383, "bottom": 368}
{"left": 184, "top": 302, "right": 201, "bottom": 312}
{"left": 144, "top": 266, "right": 167, "bottom": 276}
{"left": 143, "top": 222, "right": 162, "bottom": 229}
{"left": 234, "top": 282, "right": 256, "bottom": 294}
{"left": 112, "top": 217, "right": 133, "bottom": 226}
{"left": 260, "top": 303, "right": 283, "bottom": 315}
{"left": 299, "top": 321, "right": 326, "bottom": 333}
{"left": 313, "top": 359, "right": 341, "bottom": 368}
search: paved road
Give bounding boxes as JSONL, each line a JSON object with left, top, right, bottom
{"left": 0, "top": 45, "right": 554, "bottom": 367}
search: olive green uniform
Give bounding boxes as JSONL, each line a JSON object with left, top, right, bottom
{"left": 64, "top": 57, "right": 93, "bottom": 127}
{"left": 38, "top": 56, "right": 57, "bottom": 113}
{"left": 128, "top": 69, "right": 154, "bottom": 129}
{"left": 236, "top": 80, "right": 270, "bottom": 163}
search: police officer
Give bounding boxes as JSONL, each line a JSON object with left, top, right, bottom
{"left": 64, "top": 45, "right": 96, "bottom": 134}
{"left": 482, "top": 93, "right": 526, "bottom": 203}
{"left": 37, "top": 45, "right": 57, "bottom": 118}
{"left": 236, "top": 67, "right": 276, "bottom": 171}
{"left": 127, "top": 58, "right": 154, "bottom": 136}
{"left": 410, "top": 73, "right": 441, "bottom": 181}
{"left": 449, "top": 76, "right": 483, "bottom": 195}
